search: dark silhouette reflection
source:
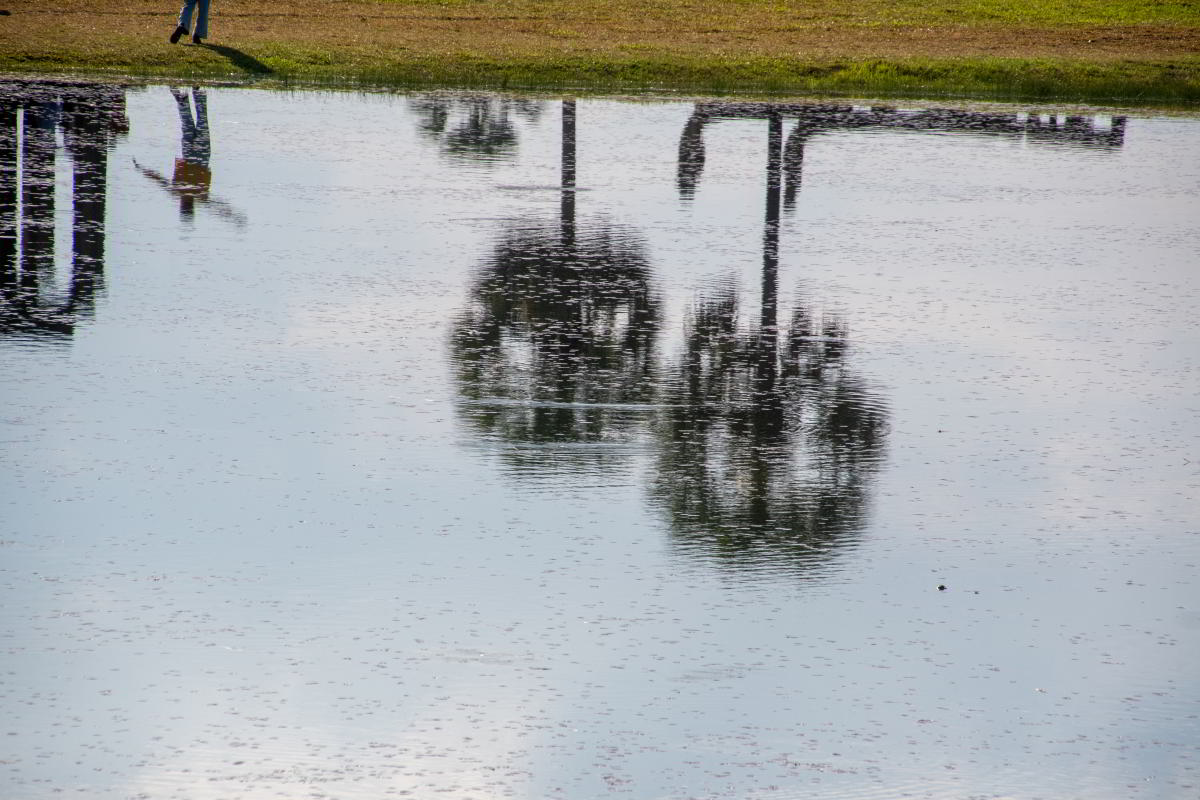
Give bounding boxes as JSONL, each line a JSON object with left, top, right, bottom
{"left": 658, "top": 110, "right": 887, "bottom": 574}
{"left": 449, "top": 100, "right": 889, "bottom": 577}
{"left": 409, "top": 93, "right": 545, "bottom": 163}
{"left": 451, "top": 101, "right": 660, "bottom": 469}
{"left": 0, "top": 80, "right": 127, "bottom": 343}
{"left": 678, "top": 102, "right": 1127, "bottom": 202}
{"left": 135, "top": 87, "right": 245, "bottom": 227}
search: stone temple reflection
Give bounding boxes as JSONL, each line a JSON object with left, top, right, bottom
{"left": 1, "top": 80, "right": 127, "bottom": 343}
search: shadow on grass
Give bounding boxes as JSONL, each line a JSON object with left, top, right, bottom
{"left": 198, "top": 44, "right": 273, "bottom": 75}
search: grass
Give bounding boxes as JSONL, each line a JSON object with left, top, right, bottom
{"left": 1, "top": 0, "right": 1199, "bottom": 101}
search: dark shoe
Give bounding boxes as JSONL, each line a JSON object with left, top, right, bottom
{"left": 169, "top": 25, "right": 188, "bottom": 44}
{"left": 191, "top": 34, "right": 204, "bottom": 44}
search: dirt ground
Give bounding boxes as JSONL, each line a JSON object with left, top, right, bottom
{"left": 2, "top": 0, "right": 1198, "bottom": 80}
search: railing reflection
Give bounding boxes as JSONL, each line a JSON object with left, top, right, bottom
{"left": 1, "top": 80, "right": 127, "bottom": 342}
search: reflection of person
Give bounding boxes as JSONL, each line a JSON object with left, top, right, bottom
{"left": 169, "top": 0, "right": 210, "bottom": 45}
{"left": 134, "top": 87, "right": 244, "bottom": 227}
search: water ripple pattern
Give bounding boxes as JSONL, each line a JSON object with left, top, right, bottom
{"left": 1, "top": 83, "right": 1198, "bottom": 799}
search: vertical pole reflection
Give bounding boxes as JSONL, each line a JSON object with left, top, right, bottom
{"left": 21, "top": 100, "right": 57, "bottom": 306}
{"left": 783, "top": 123, "right": 806, "bottom": 213}
{"left": 560, "top": 99, "right": 576, "bottom": 251}
{"left": 0, "top": 102, "right": 17, "bottom": 305}
{"left": 759, "top": 111, "right": 783, "bottom": 384}
{"left": 64, "top": 89, "right": 109, "bottom": 314}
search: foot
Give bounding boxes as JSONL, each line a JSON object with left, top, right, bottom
{"left": 169, "top": 25, "right": 188, "bottom": 44}
{"left": 191, "top": 34, "right": 204, "bottom": 44}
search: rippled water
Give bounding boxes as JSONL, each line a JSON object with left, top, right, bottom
{"left": 2, "top": 81, "right": 1198, "bottom": 799}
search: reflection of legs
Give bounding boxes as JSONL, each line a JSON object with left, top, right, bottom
{"left": 171, "top": 87, "right": 198, "bottom": 160}
{"left": 190, "top": 90, "right": 210, "bottom": 166}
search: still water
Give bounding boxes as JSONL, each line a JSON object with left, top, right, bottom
{"left": 2, "top": 80, "right": 1198, "bottom": 799}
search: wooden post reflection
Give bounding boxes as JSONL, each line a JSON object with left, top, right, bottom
{"left": 21, "top": 101, "right": 56, "bottom": 304}
{"left": 0, "top": 103, "right": 16, "bottom": 303}
{"left": 757, "top": 111, "right": 782, "bottom": 401}
{"left": 561, "top": 99, "right": 576, "bottom": 250}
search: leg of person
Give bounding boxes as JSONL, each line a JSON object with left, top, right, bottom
{"left": 191, "top": 0, "right": 210, "bottom": 43}
{"left": 170, "top": 0, "right": 195, "bottom": 43}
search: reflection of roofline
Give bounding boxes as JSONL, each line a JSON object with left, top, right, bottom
{"left": 0, "top": 309, "right": 75, "bottom": 339}
{"left": 691, "top": 102, "right": 1126, "bottom": 149}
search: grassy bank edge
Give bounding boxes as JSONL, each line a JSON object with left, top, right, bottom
{"left": 4, "top": 51, "right": 1200, "bottom": 106}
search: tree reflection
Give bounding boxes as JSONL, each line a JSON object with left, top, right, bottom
{"left": 409, "top": 93, "right": 545, "bottom": 163}
{"left": 657, "top": 110, "right": 887, "bottom": 574}
{"left": 1, "top": 80, "right": 127, "bottom": 342}
{"left": 450, "top": 100, "right": 891, "bottom": 577}
{"left": 451, "top": 101, "right": 660, "bottom": 471}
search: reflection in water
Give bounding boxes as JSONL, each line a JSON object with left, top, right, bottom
{"left": 410, "top": 93, "right": 545, "bottom": 163}
{"left": 452, "top": 101, "right": 660, "bottom": 469}
{"left": 653, "top": 293, "right": 887, "bottom": 573}
{"left": 451, "top": 102, "right": 890, "bottom": 575}
{"left": 679, "top": 102, "right": 1127, "bottom": 203}
{"left": 662, "top": 110, "right": 887, "bottom": 573}
{"left": 135, "top": 87, "right": 245, "bottom": 227}
{"left": 0, "top": 80, "right": 127, "bottom": 343}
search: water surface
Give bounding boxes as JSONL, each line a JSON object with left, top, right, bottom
{"left": 2, "top": 81, "right": 1198, "bottom": 799}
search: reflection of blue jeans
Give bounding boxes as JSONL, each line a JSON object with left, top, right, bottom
{"left": 172, "top": 88, "right": 210, "bottom": 166}
{"left": 177, "top": 0, "right": 210, "bottom": 39}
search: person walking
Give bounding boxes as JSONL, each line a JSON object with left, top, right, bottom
{"left": 169, "top": 0, "right": 210, "bottom": 45}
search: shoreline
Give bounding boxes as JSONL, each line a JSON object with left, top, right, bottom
{"left": 2, "top": 1, "right": 1198, "bottom": 104}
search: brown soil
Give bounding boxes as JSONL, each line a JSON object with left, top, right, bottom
{"left": 2, "top": 1, "right": 1198, "bottom": 69}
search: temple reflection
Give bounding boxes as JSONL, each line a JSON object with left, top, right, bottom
{"left": 0, "top": 80, "right": 127, "bottom": 343}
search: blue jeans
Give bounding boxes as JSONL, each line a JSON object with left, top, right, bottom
{"left": 178, "top": 0, "right": 210, "bottom": 39}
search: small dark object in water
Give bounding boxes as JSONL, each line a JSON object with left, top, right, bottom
{"left": 938, "top": 584, "right": 947, "bottom": 591}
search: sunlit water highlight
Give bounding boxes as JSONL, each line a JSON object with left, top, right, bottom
{"left": 1, "top": 82, "right": 1198, "bottom": 799}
